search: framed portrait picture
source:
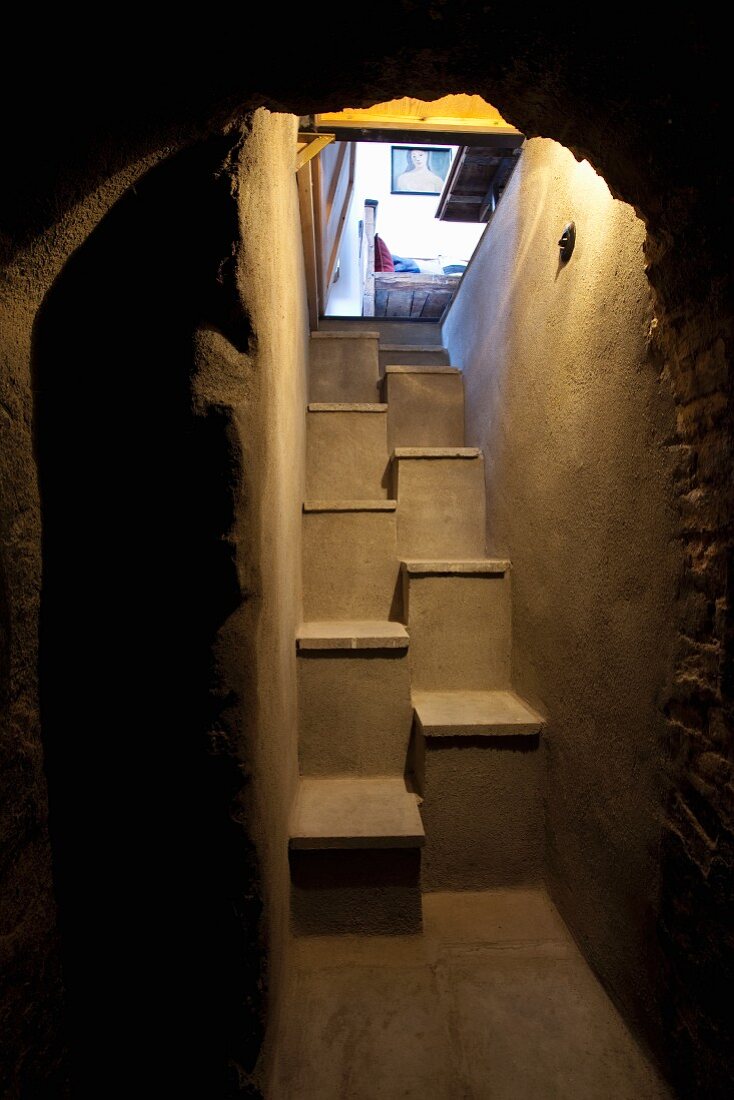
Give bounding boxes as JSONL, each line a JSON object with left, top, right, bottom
{"left": 391, "top": 146, "right": 452, "bottom": 195}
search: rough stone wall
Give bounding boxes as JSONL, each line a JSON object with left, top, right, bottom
{"left": 0, "top": 103, "right": 308, "bottom": 1099}
{"left": 0, "top": 142, "right": 184, "bottom": 1097}
{"left": 18, "top": 112, "right": 308, "bottom": 1099}
{"left": 651, "top": 271, "right": 733, "bottom": 1100}
{"left": 27, "top": 133, "right": 276, "bottom": 1097}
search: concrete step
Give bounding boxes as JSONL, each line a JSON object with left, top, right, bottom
{"left": 412, "top": 690, "right": 545, "bottom": 737}
{"left": 391, "top": 448, "right": 486, "bottom": 559}
{"left": 309, "top": 331, "right": 381, "bottom": 403}
{"left": 289, "top": 777, "right": 424, "bottom": 934}
{"left": 383, "top": 366, "right": 465, "bottom": 450}
{"left": 302, "top": 502, "right": 400, "bottom": 620}
{"left": 297, "top": 623, "right": 412, "bottom": 776}
{"left": 411, "top": 693, "right": 544, "bottom": 892}
{"left": 401, "top": 560, "right": 512, "bottom": 691}
{"left": 297, "top": 620, "right": 409, "bottom": 650}
{"left": 318, "top": 318, "right": 444, "bottom": 346}
{"left": 289, "top": 777, "right": 424, "bottom": 849}
{"left": 379, "top": 344, "right": 450, "bottom": 371}
{"left": 306, "top": 403, "right": 389, "bottom": 499}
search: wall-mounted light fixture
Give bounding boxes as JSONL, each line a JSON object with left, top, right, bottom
{"left": 558, "top": 221, "right": 576, "bottom": 262}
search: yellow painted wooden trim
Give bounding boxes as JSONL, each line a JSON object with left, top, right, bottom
{"left": 296, "top": 132, "right": 335, "bottom": 171}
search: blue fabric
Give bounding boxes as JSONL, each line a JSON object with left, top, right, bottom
{"left": 391, "top": 255, "right": 421, "bottom": 273}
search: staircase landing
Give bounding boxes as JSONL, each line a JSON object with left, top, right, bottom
{"left": 271, "top": 887, "right": 671, "bottom": 1100}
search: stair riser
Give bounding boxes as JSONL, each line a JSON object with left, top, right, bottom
{"left": 302, "top": 511, "right": 401, "bottom": 620}
{"left": 290, "top": 849, "right": 422, "bottom": 935}
{"left": 310, "top": 336, "right": 380, "bottom": 403}
{"left": 298, "top": 653, "right": 412, "bottom": 776}
{"left": 307, "top": 411, "right": 389, "bottom": 499}
{"left": 386, "top": 374, "right": 465, "bottom": 449}
{"left": 403, "top": 573, "right": 511, "bottom": 690}
{"left": 394, "top": 457, "right": 486, "bottom": 558}
{"left": 379, "top": 349, "right": 450, "bottom": 370}
{"left": 416, "top": 736, "right": 543, "bottom": 890}
{"left": 298, "top": 327, "right": 543, "bottom": 913}
{"left": 318, "top": 318, "right": 443, "bottom": 345}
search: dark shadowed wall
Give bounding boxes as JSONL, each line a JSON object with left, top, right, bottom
{"left": 31, "top": 133, "right": 269, "bottom": 1096}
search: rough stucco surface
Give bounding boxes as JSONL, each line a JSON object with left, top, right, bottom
{"left": 29, "top": 130, "right": 286, "bottom": 1097}
{"left": 231, "top": 109, "right": 309, "bottom": 1092}
{"left": 443, "top": 138, "right": 680, "bottom": 1064}
{"left": 11, "top": 110, "right": 306, "bottom": 1098}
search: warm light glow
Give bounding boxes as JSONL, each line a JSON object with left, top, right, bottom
{"left": 573, "top": 157, "right": 612, "bottom": 201}
{"left": 316, "top": 94, "right": 521, "bottom": 135}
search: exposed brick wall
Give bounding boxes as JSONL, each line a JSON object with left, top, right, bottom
{"left": 649, "top": 275, "right": 733, "bottom": 1097}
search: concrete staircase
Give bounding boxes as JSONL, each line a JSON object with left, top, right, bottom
{"left": 289, "top": 327, "right": 545, "bottom": 933}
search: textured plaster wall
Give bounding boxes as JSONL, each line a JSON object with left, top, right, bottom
{"left": 31, "top": 131, "right": 286, "bottom": 1096}
{"left": 1, "top": 109, "right": 307, "bottom": 1096}
{"left": 443, "top": 138, "right": 680, "bottom": 1055}
{"left": 0, "top": 93, "right": 316, "bottom": 1098}
{"left": 231, "top": 109, "right": 309, "bottom": 1088}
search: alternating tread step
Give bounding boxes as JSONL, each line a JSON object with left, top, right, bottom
{"left": 303, "top": 500, "right": 396, "bottom": 512}
{"left": 289, "top": 777, "right": 425, "bottom": 849}
{"left": 317, "top": 320, "right": 442, "bottom": 346}
{"left": 297, "top": 621, "right": 409, "bottom": 650}
{"left": 392, "top": 448, "right": 486, "bottom": 558}
{"left": 413, "top": 690, "right": 545, "bottom": 737}
{"left": 393, "top": 447, "right": 480, "bottom": 459}
{"left": 380, "top": 345, "right": 448, "bottom": 354}
{"left": 311, "top": 331, "right": 381, "bottom": 340}
{"left": 384, "top": 365, "right": 460, "bottom": 375}
{"left": 378, "top": 344, "right": 449, "bottom": 369}
{"left": 309, "top": 331, "right": 380, "bottom": 403}
{"left": 308, "top": 403, "right": 387, "bottom": 412}
{"left": 402, "top": 559, "right": 510, "bottom": 576}
{"left": 384, "top": 365, "right": 465, "bottom": 450}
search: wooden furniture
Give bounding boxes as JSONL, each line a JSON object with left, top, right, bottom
{"left": 361, "top": 201, "right": 462, "bottom": 321}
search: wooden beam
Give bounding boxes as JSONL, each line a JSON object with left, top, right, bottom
{"left": 374, "top": 273, "right": 459, "bottom": 292}
{"left": 311, "top": 153, "right": 326, "bottom": 310}
{"left": 323, "top": 143, "right": 355, "bottom": 296}
{"left": 296, "top": 132, "right": 335, "bottom": 171}
{"left": 362, "top": 202, "right": 377, "bottom": 317}
{"left": 297, "top": 161, "right": 320, "bottom": 330}
{"left": 312, "top": 126, "right": 524, "bottom": 149}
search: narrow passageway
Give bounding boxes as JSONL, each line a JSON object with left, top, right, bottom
{"left": 273, "top": 889, "right": 670, "bottom": 1099}
{"left": 278, "top": 320, "right": 672, "bottom": 1097}
{"left": 1, "top": 17, "right": 730, "bottom": 1097}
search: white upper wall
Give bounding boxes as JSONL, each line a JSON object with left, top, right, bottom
{"left": 326, "top": 141, "right": 486, "bottom": 316}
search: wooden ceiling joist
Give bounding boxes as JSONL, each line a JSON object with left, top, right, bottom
{"left": 296, "top": 132, "right": 335, "bottom": 171}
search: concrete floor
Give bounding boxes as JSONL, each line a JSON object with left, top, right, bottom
{"left": 271, "top": 889, "right": 671, "bottom": 1099}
